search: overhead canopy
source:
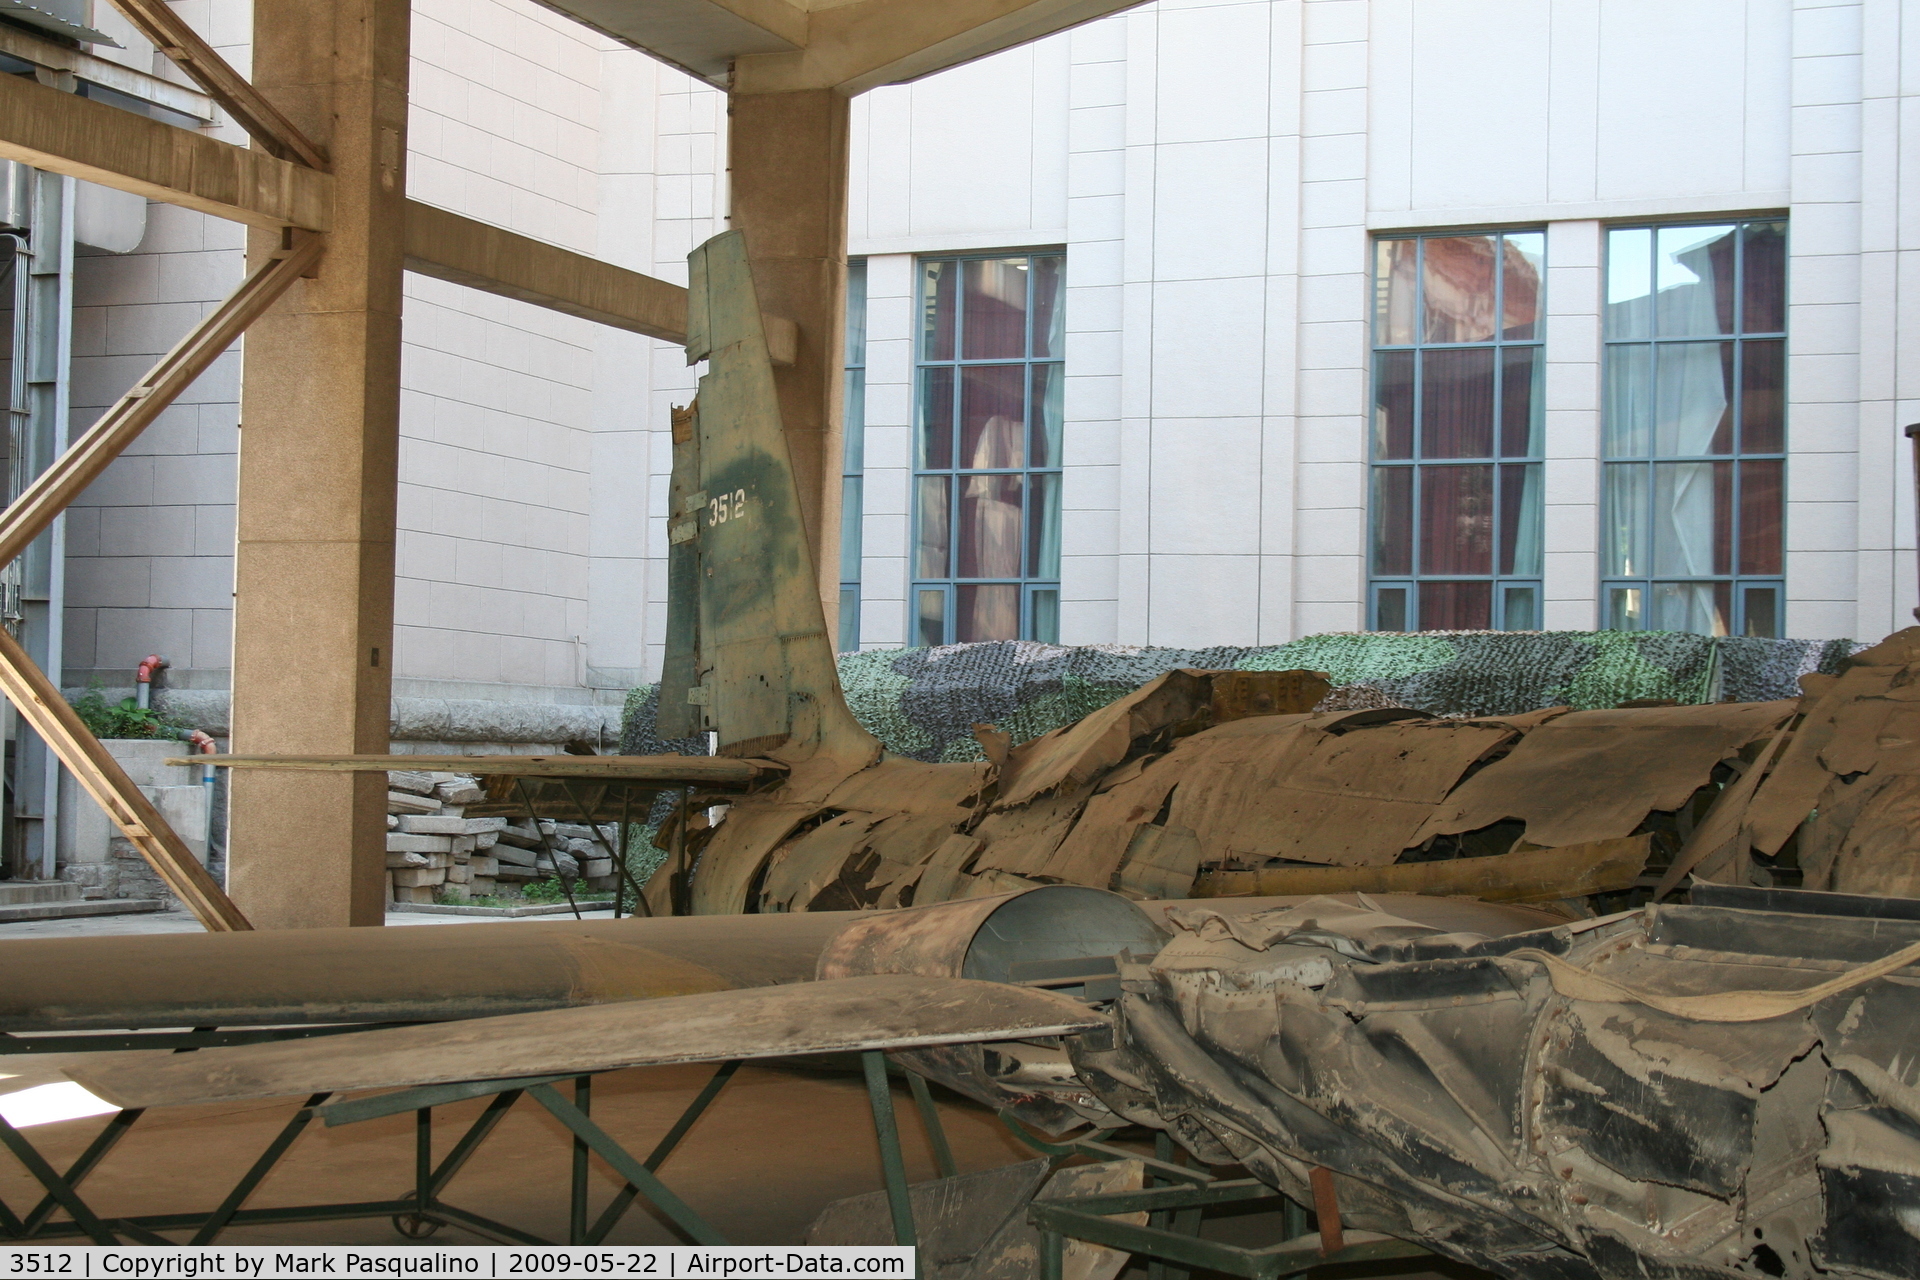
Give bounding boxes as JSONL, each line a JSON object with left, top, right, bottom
{"left": 527, "top": 0, "right": 1153, "bottom": 94}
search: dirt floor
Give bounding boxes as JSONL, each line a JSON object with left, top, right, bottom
{"left": 0, "top": 910, "right": 1486, "bottom": 1276}
{"left": 0, "top": 1058, "right": 1488, "bottom": 1278}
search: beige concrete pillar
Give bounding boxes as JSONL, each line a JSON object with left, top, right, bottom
{"left": 228, "top": 0, "right": 408, "bottom": 927}
{"left": 727, "top": 88, "right": 850, "bottom": 617}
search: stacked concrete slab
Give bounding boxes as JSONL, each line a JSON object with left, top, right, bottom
{"left": 384, "top": 771, "right": 620, "bottom": 904}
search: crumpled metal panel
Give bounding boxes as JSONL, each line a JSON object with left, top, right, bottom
{"left": 1073, "top": 895, "right": 1920, "bottom": 1280}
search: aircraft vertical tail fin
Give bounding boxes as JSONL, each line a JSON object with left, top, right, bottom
{"left": 656, "top": 231, "right": 877, "bottom": 770}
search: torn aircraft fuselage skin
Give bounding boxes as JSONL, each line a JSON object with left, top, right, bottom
{"left": 45, "top": 877, "right": 1920, "bottom": 1280}
{"left": 848, "top": 889, "right": 1920, "bottom": 1280}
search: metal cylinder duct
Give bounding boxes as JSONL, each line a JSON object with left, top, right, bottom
{"left": 816, "top": 884, "right": 1167, "bottom": 982}
{"left": 816, "top": 885, "right": 1165, "bottom": 1136}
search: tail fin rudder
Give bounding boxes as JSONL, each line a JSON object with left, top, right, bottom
{"left": 657, "top": 230, "right": 878, "bottom": 771}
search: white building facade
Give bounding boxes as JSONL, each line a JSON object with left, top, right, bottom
{"left": 49, "top": 0, "right": 1920, "bottom": 711}
{"left": 834, "top": 0, "right": 1919, "bottom": 659}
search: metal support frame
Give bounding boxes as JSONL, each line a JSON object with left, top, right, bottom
{"left": 0, "top": 1047, "right": 1412, "bottom": 1274}
{"left": 999, "top": 1112, "right": 1429, "bottom": 1280}
{"left": 0, "top": 1054, "right": 940, "bottom": 1245}
{"left": 906, "top": 1071, "right": 955, "bottom": 1180}
{"left": 1028, "top": 1179, "right": 1430, "bottom": 1280}
{"left": 5, "top": 1058, "right": 741, "bottom": 1245}
{"left": 525, "top": 1083, "right": 726, "bottom": 1245}
{"left": 101, "top": 0, "right": 327, "bottom": 169}
{"left": 860, "top": 1050, "right": 916, "bottom": 1248}
{"left": 584, "top": 1058, "right": 738, "bottom": 1243}
{"left": 515, "top": 777, "right": 588, "bottom": 918}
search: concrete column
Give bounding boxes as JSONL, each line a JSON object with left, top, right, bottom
{"left": 727, "top": 88, "right": 850, "bottom": 617}
{"left": 228, "top": 0, "right": 409, "bottom": 927}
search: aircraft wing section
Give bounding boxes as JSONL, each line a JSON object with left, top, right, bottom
{"left": 66, "top": 975, "right": 1105, "bottom": 1110}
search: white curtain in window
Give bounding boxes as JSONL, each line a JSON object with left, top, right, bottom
{"left": 1509, "top": 466, "right": 1543, "bottom": 577}
{"left": 1644, "top": 276, "right": 1729, "bottom": 632}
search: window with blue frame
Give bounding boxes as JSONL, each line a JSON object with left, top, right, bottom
{"left": 838, "top": 259, "right": 866, "bottom": 652}
{"left": 1601, "top": 220, "right": 1787, "bottom": 638}
{"left": 1369, "top": 230, "right": 1546, "bottom": 631}
{"left": 912, "top": 252, "right": 1064, "bottom": 645}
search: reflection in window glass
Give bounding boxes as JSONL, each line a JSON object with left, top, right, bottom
{"left": 1603, "top": 219, "right": 1786, "bottom": 637}
{"left": 913, "top": 251, "right": 1064, "bottom": 645}
{"left": 1368, "top": 229, "right": 1545, "bottom": 631}
{"left": 838, "top": 260, "right": 867, "bottom": 651}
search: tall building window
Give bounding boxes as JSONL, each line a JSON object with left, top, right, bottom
{"left": 1602, "top": 220, "right": 1786, "bottom": 637}
{"left": 1369, "top": 230, "right": 1545, "bottom": 631}
{"left": 913, "top": 252, "right": 1064, "bottom": 646}
{"left": 838, "top": 259, "right": 866, "bottom": 652}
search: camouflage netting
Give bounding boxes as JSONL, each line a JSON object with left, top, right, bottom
{"left": 622, "top": 631, "right": 1866, "bottom": 766}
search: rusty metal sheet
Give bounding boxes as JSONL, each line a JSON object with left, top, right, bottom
{"left": 1655, "top": 727, "right": 1793, "bottom": 896}
{"left": 969, "top": 785, "right": 1095, "bottom": 879}
{"left": 817, "top": 885, "right": 1165, "bottom": 983}
{"left": 0, "top": 911, "right": 863, "bottom": 1031}
{"left": 688, "top": 802, "right": 823, "bottom": 914}
{"left": 1138, "top": 893, "right": 1568, "bottom": 937}
{"left": 671, "top": 232, "right": 880, "bottom": 769}
{"left": 759, "top": 811, "right": 886, "bottom": 912}
{"left": 466, "top": 777, "right": 665, "bottom": 821}
{"left": 1797, "top": 771, "right": 1920, "bottom": 898}
{"left": 806, "top": 812, "right": 965, "bottom": 911}
{"left": 966, "top": 870, "right": 1046, "bottom": 898}
{"left": 1192, "top": 834, "right": 1652, "bottom": 902}
{"left": 1038, "top": 753, "right": 1191, "bottom": 890}
{"left": 994, "top": 670, "right": 1215, "bottom": 809}
{"left": 67, "top": 974, "right": 1109, "bottom": 1110}
{"left": 1171, "top": 717, "right": 1517, "bottom": 867}
{"left": 824, "top": 757, "right": 992, "bottom": 822}
{"left": 1416, "top": 700, "right": 1796, "bottom": 850}
{"left": 1738, "top": 645, "right": 1920, "bottom": 877}
{"left": 1207, "top": 669, "right": 1330, "bottom": 723}
{"left": 908, "top": 834, "right": 984, "bottom": 906}
{"left": 1745, "top": 666, "right": 1898, "bottom": 853}
{"left": 1114, "top": 823, "right": 1202, "bottom": 900}
{"left": 1080, "top": 893, "right": 1920, "bottom": 1278}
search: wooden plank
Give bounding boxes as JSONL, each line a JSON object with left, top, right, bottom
{"left": 0, "top": 69, "right": 330, "bottom": 229}
{"left": 185, "top": 752, "right": 777, "bottom": 785}
{"left": 401, "top": 203, "right": 797, "bottom": 361}
{"left": 67, "top": 974, "right": 1107, "bottom": 1109}
{"left": 104, "top": 0, "right": 327, "bottom": 168}
{"left": 0, "top": 626, "right": 250, "bottom": 931}
{"left": 0, "top": 236, "right": 324, "bottom": 571}
{"left": 403, "top": 201, "right": 686, "bottom": 340}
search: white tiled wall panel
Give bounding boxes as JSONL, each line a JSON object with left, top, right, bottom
{"left": 62, "top": 0, "right": 1920, "bottom": 698}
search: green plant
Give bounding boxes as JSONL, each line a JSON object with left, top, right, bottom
{"left": 518, "top": 879, "right": 613, "bottom": 904}
{"left": 69, "top": 680, "right": 182, "bottom": 740}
